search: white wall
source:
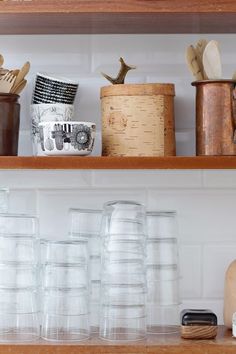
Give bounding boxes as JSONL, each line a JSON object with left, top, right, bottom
{"left": 1, "top": 34, "right": 236, "bottom": 323}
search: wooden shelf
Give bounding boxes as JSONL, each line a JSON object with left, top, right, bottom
{"left": 0, "top": 156, "right": 236, "bottom": 169}
{"left": 1, "top": 0, "right": 236, "bottom": 34}
{"left": 0, "top": 326, "right": 235, "bottom": 354}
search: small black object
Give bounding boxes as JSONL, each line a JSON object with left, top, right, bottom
{"left": 181, "top": 309, "right": 217, "bottom": 326}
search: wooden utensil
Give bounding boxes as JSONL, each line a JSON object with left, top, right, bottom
{"left": 0, "top": 72, "right": 16, "bottom": 93}
{"left": 0, "top": 55, "right": 4, "bottom": 68}
{"left": 185, "top": 45, "right": 203, "bottom": 80}
{"left": 202, "top": 40, "right": 222, "bottom": 79}
{"left": 195, "top": 39, "right": 208, "bottom": 79}
{"left": 12, "top": 79, "right": 27, "bottom": 95}
{"left": 12, "top": 61, "right": 30, "bottom": 91}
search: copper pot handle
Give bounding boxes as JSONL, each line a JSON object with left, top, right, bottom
{"left": 233, "top": 84, "right": 236, "bottom": 143}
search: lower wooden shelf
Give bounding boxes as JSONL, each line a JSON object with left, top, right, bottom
{"left": 1, "top": 156, "right": 236, "bottom": 169}
{"left": 0, "top": 326, "right": 235, "bottom": 354}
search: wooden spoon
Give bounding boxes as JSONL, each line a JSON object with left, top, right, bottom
{"left": 185, "top": 45, "right": 203, "bottom": 80}
{"left": 195, "top": 39, "right": 208, "bottom": 79}
{"left": 12, "top": 61, "right": 30, "bottom": 91}
{"left": 202, "top": 40, "right": 222, "bottom": 79}
{"left": 0, "top": 55, "right": 4, "bottom": 68}
{"left": 12, "top": 79, "right": 27, "bottom": 94}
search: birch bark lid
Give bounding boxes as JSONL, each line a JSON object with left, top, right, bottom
{"left": 101, "top": 83, "right": 175, "bottom": 98}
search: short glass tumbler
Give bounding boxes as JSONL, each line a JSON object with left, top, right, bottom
{"left": 146, "top": 211, "right": 177, "bottom": 238}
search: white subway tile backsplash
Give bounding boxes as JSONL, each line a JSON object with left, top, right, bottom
{"left": 0, "top": 170, "right": 92, "bottom": 189}
{"left": 179, "top": 245, "right": 202, "bottom": 299}
{"left": 203, "top": 170, "right": 236, "bottom": 188}
{"left": 92, "top": 170, "right": 202, "bottom": 188}
{"left": 203, "top": 244, "right": 236, "bottom": 299}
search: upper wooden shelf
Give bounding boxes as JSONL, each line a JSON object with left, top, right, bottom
{"left": 1, "top": 156, "right": 236, "bottom": 169}
{"left": 0, "top": 327, "right": 234, "bottom": 354}
{"left": 1, "top": 0, "right": 236, "bottom": 34}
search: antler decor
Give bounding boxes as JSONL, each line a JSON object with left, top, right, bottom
{"left": 101, "top": 57, "right": 136, "bottom": 85}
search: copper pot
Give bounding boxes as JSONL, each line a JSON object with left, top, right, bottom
{"left": 192, "top": 80, "right": 236, "bottom": 156}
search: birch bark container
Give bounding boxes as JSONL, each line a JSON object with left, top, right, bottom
{"left": 101, "top": 83, "right": 176, "bottom": 156}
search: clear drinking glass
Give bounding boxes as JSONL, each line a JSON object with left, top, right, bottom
{"left": 41, "top": 239, "right": 90, "bottom": 341}
{"left": 147, "top": 304, "right": 180, "bottom": 334}
{"left": 0, "top": 214, "right": 38, "bottom": 236}
{"left": 147, "top": 238, "right": 178, "bottom": 265}
{"left": 69, "top": 208, "right": 102, "bottom": 236}
{"left": 0, "top": 264, "right": 39, "bottom": 289}
{"left": 0, "top": 236, "right": 40, "bottom": 264}
{"left": 146, "top": 211, "right": 177, "bottom": 238}
{"left": 41, "top": 239, "right": 88, "bottom": 265}
{"left": 100, "top": 201, "right": 147, "bottom": 342}
{"left": 42, "top": 264, "right": 88, "bottom": 290}
{"left": 0, "top": 288, "right": 40, "bottom": 342}
{"left": 101, "top": 201, "right": 146, "bottom": 237}
{"left": 146, "top": 264, "right": 180, "bottom": 333}
{"left": 41, "top": 289, "right": 89, "bottom": 341}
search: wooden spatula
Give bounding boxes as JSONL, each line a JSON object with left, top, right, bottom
{"left": 202, "top": 40, "right": 222, "bottom": 79}
{"left": 195, "top": 39, "right": 208, "bottom": 79}
{"left": 12, "top": 61, "right": 30, "bottom": 91}
{"left": 0, "top": 55, "right": 4, "bottom": 68}
{"left": 185, "top": 45, "right": 204, "bottom": 80}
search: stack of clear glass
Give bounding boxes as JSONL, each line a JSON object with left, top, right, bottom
{"left": 40, "top": 239, "right": 90, "bottom": 341}
{"left": 146, "top": 211, "right": 180, "bottom": 334}
{"left": 69, "top": 208, "right": 102, "bottom": 333}
{"left": 0, "top": 214, "right": 40, "bottom": 342}
{"left": 100, "top": 201, "right": 147, "bottom": 341}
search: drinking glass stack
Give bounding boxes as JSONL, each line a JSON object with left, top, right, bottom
{"left": 40, "top": 239, "right": 90, "bottom": 341}
{"left": 146, "top": 211, "right": 180, "bottom": 334}
{"left": 69, "top": 208, "right": 102, "bottom": 332}
{"left": 100, "top": 200, "right": 147, "bottom": 341}
{"left": 0, "top": 214, "right": 40, "bottom": 342}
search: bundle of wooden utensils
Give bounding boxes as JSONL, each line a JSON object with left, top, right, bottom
{"left": 0, "top": 54, "right": 30, "bottom": 95}
{"left": 186, "top": 39, "right": 223, "bottom": 80}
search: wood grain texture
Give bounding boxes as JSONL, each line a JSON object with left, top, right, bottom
{"left": 181, "top": 325, "right": 218, "bottom": 339}
{"left": 0, "top": 156, "right": 236, "bottom": 169}
{"left": 0, "top": 326, "right": 235, "bottom": 354}
{"left": 0, "top": 1, "right": 236, "bottom": 33}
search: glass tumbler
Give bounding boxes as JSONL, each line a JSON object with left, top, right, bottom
{"left": 101, "top": 200, "right": 146, "bottom": 237}
{"left": 146, "top": 211, "right": 177, "bottom": 238}
{"left": 69, "top": 208, "right": 102, "bottom": 333}
{"left": 100, "top": 200, "right": 147, "bottom": 342}
{"left": 0, "top": 213, "right": 38, "bottom": 237}
{"left": 41, "top": 239, "right": 90, "bottom": 341}
{"left": 0, "top": 287, "right": 40, "bottom": 342}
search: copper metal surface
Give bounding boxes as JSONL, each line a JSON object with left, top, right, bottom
{"left": 192, "top": 80, "right": 236, "bottom": 155}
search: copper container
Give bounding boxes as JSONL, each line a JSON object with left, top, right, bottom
{"left": 192, "top": 80, "right": 236, "bottom": 156}
{"left": 0, "top": 94, "right": 20, "bottom": 156}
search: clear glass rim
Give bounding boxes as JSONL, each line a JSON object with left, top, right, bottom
{"left": 0, "top": 234, "right": 38, "bottom": 238}
{"left": 147, "top": 211, "right": 176, "bottom": 217}
{"left": 0, "top": 213, "right": 37, "bottom": 220}
{"left": 147, "top": 237, "right": 177, "bottom": 243}
{"left": 103, "top": 200, "right": 145, "bottom": 208}
{"left": 69, "top": 208, "right": 102, "bottom": 214}
{"left": 147, "top": 264, "right": 178, "bottom": 270}
{"left": 40, "top": 239, "right": 88, "bottom": 245}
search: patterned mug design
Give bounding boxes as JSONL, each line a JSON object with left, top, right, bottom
{"left": 39, "top": 122, "right": 96, "bottom": 155}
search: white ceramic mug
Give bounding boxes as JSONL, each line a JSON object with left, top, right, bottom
{"left": 30, "top": 103, "right": 74, "bottom": 156}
